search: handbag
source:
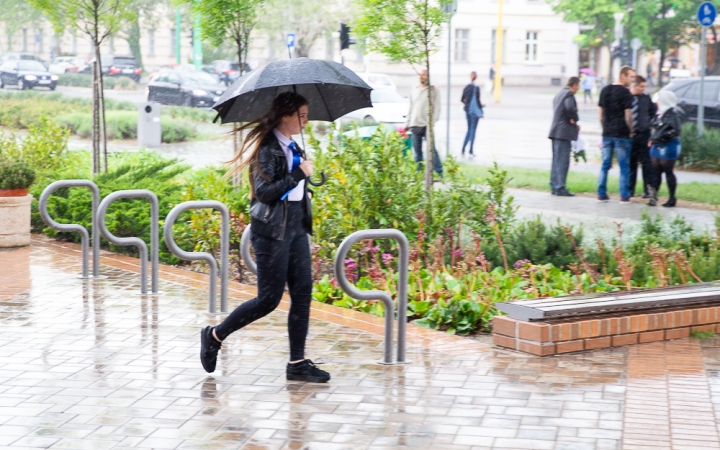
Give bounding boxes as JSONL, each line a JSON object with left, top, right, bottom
{"left": 468, "top": 85, "right": 483, "bottom": 119}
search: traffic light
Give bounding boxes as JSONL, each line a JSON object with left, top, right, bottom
{"left": 189, "top": 29, "right": 194, "bottom": 47}
{"left": 340, "top": 23, "right": 356, "bottom": 50}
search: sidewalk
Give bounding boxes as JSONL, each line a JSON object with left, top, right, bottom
{"left": 2, "top": 237, "right": 720, "bottom": 449}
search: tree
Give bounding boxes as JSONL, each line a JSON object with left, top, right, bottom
{"left": 30, "top": 0, "right": 135, "bottom": 174}
{"left": 355, "top": 0, "right": 450, "bottom": 193}
{"left": 260, "top": 0, "right": 345, "bottom": 58}
{"left": 549, "top": 0, "right": 619, "bottom": 81}
{"left": 0, "top": 0, "right": 43, "bottom": 51}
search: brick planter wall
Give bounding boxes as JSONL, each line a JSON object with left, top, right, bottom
{"left": 492, "top": 304, "right": 720, "bottom": 356}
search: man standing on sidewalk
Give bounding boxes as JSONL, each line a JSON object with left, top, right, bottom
{"left": 597, "top": 66, "right": 636, "bottom": 203}
{"left": 461, "top": 71, "right": 482, "bottom": 157}
{"left": 629, "top": 75, "right": 657, "bottom": 198}
{"left": 548, "top": 77, "right": 580, "bottom": 197}
{"left": 405, "top": 69, "right": 443, "bottom": 177}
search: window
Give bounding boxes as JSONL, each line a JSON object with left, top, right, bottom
{"left": 22, "top": 29, "right": 27, "bottom": 52}
{"left": 454, "top": 29, "right": 469, "bottom": 62}
{"left": 148, "top": 29, "right": 155, "bottom": 56}
{"left": 491, "top": 29, "right": 507, "bottom": 64}
{"left": 170, "top": 29, "right": 176, "bottom": 57}
{"left": 525, "top": 31, "right": 539, "bottom": 62}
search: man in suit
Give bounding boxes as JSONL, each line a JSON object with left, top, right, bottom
{"left": 461, "top": 71, "right": 482, "bottom": 157}
{"left": 629, "top": 75, "right": 658, "bottom": 198}
{"left": 548, "top": 77, "right": 580, "bottom": 196}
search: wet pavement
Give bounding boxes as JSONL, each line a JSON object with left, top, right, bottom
{"left": 2, "top": 237, "right": 720, "bottom": 449}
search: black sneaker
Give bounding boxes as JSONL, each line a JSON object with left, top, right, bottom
{"left": 286, "top": 359, "right": 331, "bottom": 383}
{"left": 200, "top": 326, "right": 222, "bottom": 373}
{"left": 556, "top": 189, "right": 575, "bottom": 197}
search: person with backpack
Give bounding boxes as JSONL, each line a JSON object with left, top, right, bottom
{"left": 461, "top": 71, "right": 483, "bottom": 157}
{"left": 647, "top": 90, "right": 684, "bottom": 207}
{"left": 548, "top": 76, "right": 580, "bottom": 197}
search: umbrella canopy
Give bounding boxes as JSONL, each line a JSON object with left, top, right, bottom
{"left": 579, "top": 68, "right": 596, "bottom": 76}
{"left": 212, "top": 58, "right": 373, "bottom": 124}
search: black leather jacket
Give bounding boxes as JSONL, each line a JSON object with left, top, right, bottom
{"left": 249, "top": 132, "right": 312, "bottom": 240}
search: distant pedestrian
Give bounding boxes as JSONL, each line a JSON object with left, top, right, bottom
{"left": 629, "top": 75, "right": 657, "bottom": 198}
{"left": 489, "top": 66, "right": 495, "bottom": 93}
{"left": 597, "top": 66, "right": 636, "bottom": 203}
{"left": 647, "top": 90, "right": 684, "bottom": 207}
{"left": 581, "top": 74, "right": 595, "bottom": 104}
{"left": 548, "top": 77, "right": 580, "bottom": 197}
{"left": 405, "top": 69, "right": 443, "bottom": 177}
{"left": 461, "top": 71, "right": 483, "bottom": 157}
{"left": 646, "top": 62, "right": 655, "bottom": 87}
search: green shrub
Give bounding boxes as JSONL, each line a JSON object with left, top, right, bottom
{"left": 0, "top": 161, "right": 36, "bottom": 189}
{"left": 56, "top": 111, "right": 198, "bottom": 143}
{"left": 504, "top": 218, "right": 582, "bottom": 269}
{"left": 679, "top": 123, "right": 720, "bottom": 171}
{"left": 57, "top": 73, "right": 137, "bottom": 90}
{"left": 165, "top": 106, "right": 216, "bottom": 122}
{"left": 112, "top": 76, "right": 137, "bottom": 90}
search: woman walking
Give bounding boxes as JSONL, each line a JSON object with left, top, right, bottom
{"left": 647, "top": 90, "right": 684, "bottom": 207}
{"left": 200, "top": 92, "right": 330, "bottom": 383}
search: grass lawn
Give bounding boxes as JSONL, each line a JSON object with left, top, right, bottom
{"left": 459, "top": 163, "right": 720, "bottom": 206}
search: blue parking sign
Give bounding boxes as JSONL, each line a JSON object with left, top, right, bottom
{"left": 286, "top": 33, "right": 296, "bottom": 48}
{"left": 698, "top": 2, "right": 717, "bottom": 27}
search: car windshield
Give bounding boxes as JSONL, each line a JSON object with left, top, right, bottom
{"left": 180, "top": 71, "right": 219, "bottom": 85}
{"left": 113, "top": 58, "right": 137, "bottom": 66}
{"left": 371, "top": 89, "right": 405, "bottom": 103}
{"left": 18, "top": 61, "right": 46, "bottom": 71}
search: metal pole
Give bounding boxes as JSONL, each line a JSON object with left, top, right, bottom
{"left": 163, "top": 201, "right": 229, "bottom": 313}
{"left": 493, "top": 0, "right": 504, "bottom": 103}
{"left": 175, "top": 8, "right": 182, "bottom": 65}
{"left": 699, "top": 26, "right": 707, "bottom": 136}
{"left": 333, "top": 229, "right": 410, "bottom": 364}
{"left": 97, "top": 190, "right": 159, "bottom": 294}
{"left": 446, "top": 15, "right": 451, "bottom": 158}
{"left": 38, "top": 180, "right": 101, "bottom": 278}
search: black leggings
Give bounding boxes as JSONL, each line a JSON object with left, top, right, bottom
{"left": 651, "top": 157, "right": 677, "bottom": 198}
{"left": 214, "top": 202, "right": 312, "bottom": 361}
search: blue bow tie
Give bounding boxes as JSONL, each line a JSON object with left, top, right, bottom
{"left": 289, "top": 142, "right": 301, "bottom": 172}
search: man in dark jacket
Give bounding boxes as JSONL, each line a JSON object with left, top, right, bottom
{"left": 548, "top": 77, "right": 580, "bottom": 196}
{"left": 461, "top": 71, "right": 482, "bottom": 157}
{"left": 629, "top": 75, "right": 658, "bottom": 198}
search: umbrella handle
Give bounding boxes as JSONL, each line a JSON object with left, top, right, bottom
{"left": 308, "top": 171, "right": 327, "bottom": 187}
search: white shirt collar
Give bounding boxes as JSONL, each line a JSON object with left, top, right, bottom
{"left": 273, "top": 128, "right": 292, "bottom": 148}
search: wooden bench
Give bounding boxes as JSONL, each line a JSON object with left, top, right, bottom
{"left": 492, "top": 283, "right": 720, "bottom": 356}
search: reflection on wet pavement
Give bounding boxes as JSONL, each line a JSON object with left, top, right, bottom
{"left": 1, "top": 237, "right": 720, "bottom": 449}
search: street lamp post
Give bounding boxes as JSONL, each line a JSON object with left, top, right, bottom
{"left": 493, "top": 0, "right": 504, "bottom": 102}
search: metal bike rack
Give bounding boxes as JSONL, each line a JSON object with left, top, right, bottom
{"left": 240, "top": 225, "right": 257, "bottom": 275}
{"left": 334, "top": 229, "right": 410, "bottom": 365}
{"left": 97, "top": 190, "right": 159, "bottom": 294}
{"left": 39, "top": 180, "right": 101, "bottom": 278}
{"left": 164, "top": 201, "right": 229, "bottom": 313}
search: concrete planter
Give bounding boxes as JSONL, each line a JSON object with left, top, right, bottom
{"left": 0, "top": 194, "right": 32, "bottom": 247}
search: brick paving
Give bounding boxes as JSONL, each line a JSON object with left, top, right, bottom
{"left": 1, "top": 238, "right": 720, "bottom": 449}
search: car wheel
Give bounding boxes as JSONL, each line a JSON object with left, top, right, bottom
{"left": 363, "top": 115, "right": 377, "bottom": 126}
{"left": 49, "top": 84, "right": 56, "bottom": 91}
{"left": 17, "top": 78, "right": 25, "bottom": 90}
{"left": 183, "top": 94, "right": 193, "bottom": 107}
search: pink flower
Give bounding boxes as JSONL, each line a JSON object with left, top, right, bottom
{"left": 381, "top": 253, "right": 394, "bottom": 265}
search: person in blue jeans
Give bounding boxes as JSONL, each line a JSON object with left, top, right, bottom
{"left": 597, "top": 66, "right": 636, "bottom": 203}
{"left": 461, "top": 71, "right": 482, "bottom": 156}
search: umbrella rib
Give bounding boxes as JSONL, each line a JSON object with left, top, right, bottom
{"left": 314, "top": 83, "right": 333, "bottom": 121}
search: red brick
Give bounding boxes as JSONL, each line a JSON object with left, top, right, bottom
{"left": 570, "top": 323, "right": 580, "bottom": 340}
{"left": 683, "top": 310, "right": 692, "bottom": 327}
{"left": 610, "top": 318, "right": 619, "bottom": 335}
{"left": 692, "top": 309, "right": 701, "bottom": 326}
{"left": 585, "top": 336, "right": 612, "bottom": 350}
{"left": 589, "top": 319, "right": 600, "bottom": 338}
{"left": 493, "top": 334, "right": 516, "bottom": 349}
{"left": 517, "top": 322, "right": 550, "bottom": 343}
{"left": 579, "top": 321, "right": 590, "bottom": 339}
{"left": 620, "top": 317, "right": 631, "bottom": 334}
{"left": 647, "top": 313, "right": 660, "bottom": 331}
{"left": 492, "top": 316, "right": 517, "bottom": 337}
{"left": 612, "top": 333, "right": 638, "bottom": 347}
{"left": 638, "top": 330, "right": 664, "bottom": 343}
{"left": 600, "top": 319, "right": 610, "bottom": 336}
{"left": 556, "top": 340, "right": 584, "bottom": 354}
{"left": 691, "top": 325, "right": 715, "bottom": 334}
{"left": 517, "top": 340, "right": 555, "bottom": 356}
{"left": 665, "top": 327, "right": 690, "bottom": 340}
{"left": 637, "top": 314, "right": 648, "bottom": 332}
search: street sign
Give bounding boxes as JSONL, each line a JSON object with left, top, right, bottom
{"left": 698, "top": 2, "right": 717, "bottom": 27}
{"left": 630, "top": 38, "right": 642, "bottom": 50}
{"left": 286, "top": 33, "right": 296, "bottom": 48}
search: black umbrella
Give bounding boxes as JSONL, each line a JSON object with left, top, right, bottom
{"left": 212, "top": 58, "right": 373, "bottom": 124}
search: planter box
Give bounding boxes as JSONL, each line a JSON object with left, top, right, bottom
{"left": 0, "top": 194, "right": 32, "bottom": 247}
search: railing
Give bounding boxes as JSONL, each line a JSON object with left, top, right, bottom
{"left": 97, "top": 190, "right": 159, "bottom": 294}
{"left": 334, "top": 229, "right": 409, "bottom": 364}
{"left": 38, "top": 180, "right": 101, "bottom": 278}
{"left": 240, "top": 225, "right": 257, "bottom": 275}
{"left": 164, "top": 201, "right": 229, "bottom": 314}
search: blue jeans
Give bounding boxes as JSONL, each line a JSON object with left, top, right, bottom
{"left": 598, "top": 137, "right": 632, "bottom": 199}
{"left": 410, "top": 126, "right": 443, "bottom": 176}
{"left": 462, "top": 112, "right": 479, "bottom": 155}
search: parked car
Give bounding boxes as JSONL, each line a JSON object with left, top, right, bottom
{"left": 0, "top": 60, "right": 58, "bottom": 90}
{"left": 79, "top": 55, "right": 142, "bottom": 82}
{"left": 146, "top": 69, "right": 226, "bottom": 107}
{"left": 209, "top": 60, "right": 250, "bottom": 86}
{"left": 0, "top": 53, "right": 47, "bottom": 67}
{"left": 357, "top": 72, "right": 397, "bottom": 91}
{"left": 342, "top": 88, "right": 409, "bottom": 125}
{"left": 48, "top": 56, "right": 87, "bottom": 74}
{"left": 662, "top": 76, "right": 720, "bottom": 128}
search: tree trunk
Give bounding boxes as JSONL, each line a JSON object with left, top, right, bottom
{"left": 127, "top": 14, "right": 143, "bottom": 70}
{"left": 424, "top": 62, "right": 434, "bottom": 193}
{"left": 95, "top": 45, "right": 108, "bottom": 173}
{"left": 92, "top": 59, "right": 99, "bottom": 174}
{"left": 658, "top": 48, "right": 666, "bottom": 87}
{"left": 606, "top": 44, "right": 613, "bottom": 84}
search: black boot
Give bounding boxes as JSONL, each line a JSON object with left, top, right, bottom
{"left": 662, "top": 197, "right": 676, "bottom": 207}
{"left": 200, "top": 326, "right": 222, "bottom": 373}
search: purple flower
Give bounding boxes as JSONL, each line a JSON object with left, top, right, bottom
{"left": 452, "top": 249, "right": 463, "bottom": 258}
{"left": 417, "top": 231, "right": 425, "bottom": 239}
{"left": 344, "top": 258, "right": 358, "bottom": 271}
{"left": 381, "top": 253, "right": 394, "bottom": 266}
{"left": 514, "top": 259, "right": 532, "bottom": 269}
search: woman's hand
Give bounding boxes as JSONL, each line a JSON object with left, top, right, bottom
{"left": 299, "top": 160, "right": 314, "bottom": 177}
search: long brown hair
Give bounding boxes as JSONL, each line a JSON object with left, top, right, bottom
{"left": 228, "top": 92, "right": 308, "bottom": 195}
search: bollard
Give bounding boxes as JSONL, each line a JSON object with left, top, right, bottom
{"left": 334, "top": 229, "right": 410, "bottom": 364}
{"left": 39, "top": 180, "right": 101, "bottom": 278}
{"left": 240, "top": 224, "right": 312, "bottom": 277}
{"left": 97, "top": 190, "right": 159, "bottom": 294}
{"left": 164, "top": 201, "right": 229, "bottom": 313}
